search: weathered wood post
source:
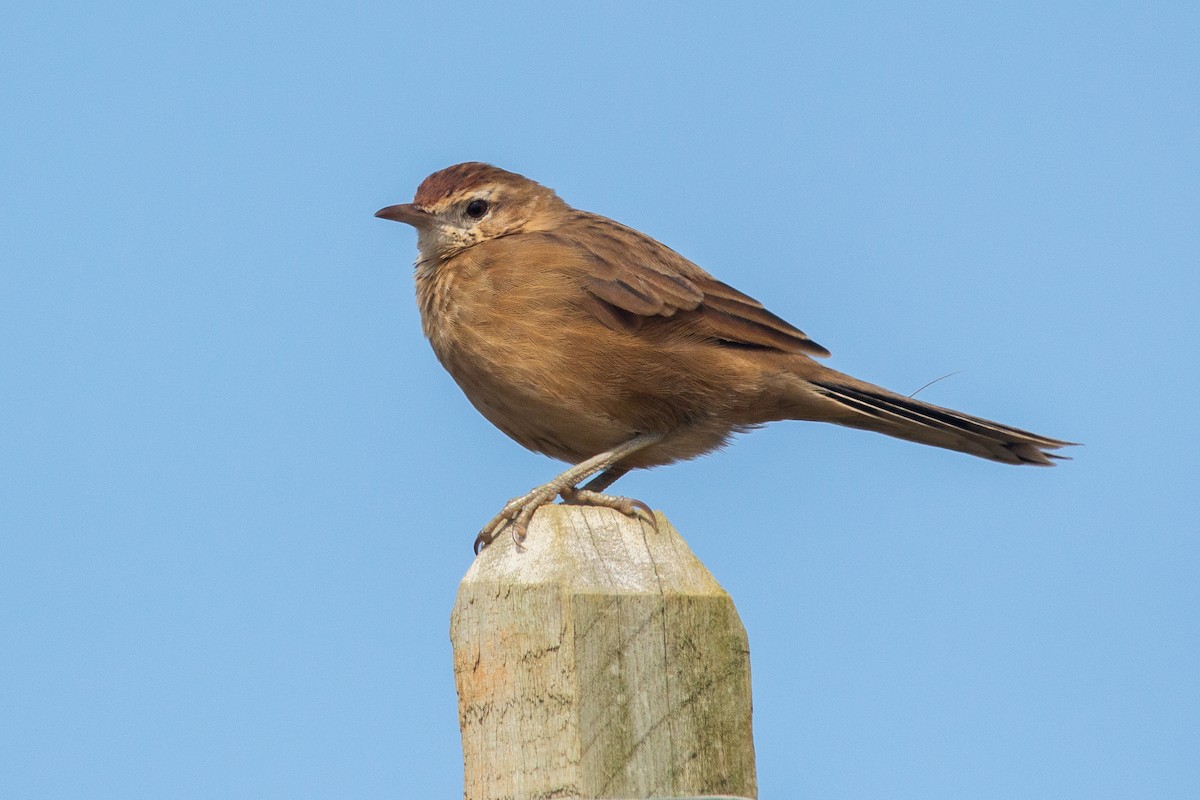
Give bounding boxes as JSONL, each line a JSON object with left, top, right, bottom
{"left": 450, "top": 504, "right": 756, "bottom": 800}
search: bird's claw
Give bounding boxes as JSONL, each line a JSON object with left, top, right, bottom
{"left": 558, "top": 487, "right": 658, "bottom": 530}
{"left": 474, "top": 486, "right": 556, "bottom": 554}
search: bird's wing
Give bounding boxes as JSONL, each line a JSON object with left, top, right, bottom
{"left": 565, "top": 215, "right": 831, "bottom": 358}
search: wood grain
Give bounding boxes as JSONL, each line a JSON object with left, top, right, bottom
{"left": 450, "top": 505, "right": 756, "bottom": 800}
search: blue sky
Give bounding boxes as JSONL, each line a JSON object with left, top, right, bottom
{"left": 2, "top": 2, "right": 1197, "bottom": 798}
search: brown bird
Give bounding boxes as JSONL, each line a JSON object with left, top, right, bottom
{"left": 376, "top": 162, "right": 1074, "bottom": 551}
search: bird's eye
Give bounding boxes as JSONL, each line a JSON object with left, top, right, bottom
{"left": 465, "top": 199, "right": 489, "bottom": 219}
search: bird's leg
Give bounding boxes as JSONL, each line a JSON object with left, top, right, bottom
{"left": 474, "top": 433, "right": 663, "bottom": 553}
{"left": 578, "top": 466, "right": 629, "bottom": 493}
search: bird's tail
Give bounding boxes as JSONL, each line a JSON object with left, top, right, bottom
{"left": 801, "top": 370, "right": 1075, "bottom": 465}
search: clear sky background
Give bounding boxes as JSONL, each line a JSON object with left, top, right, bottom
{"left": 3, "top": 2, "right": 1197, "bottom": 798}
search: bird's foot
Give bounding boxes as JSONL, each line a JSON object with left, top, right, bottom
{"left": 473, "top": 433, "right": 666, "bottom": 554}
{"left": 474, "top": 484, "right": 658, "bottom": 554}
{"left": 474, "top": 484, "right": 562, "bottom": 554}
{"left": 558, "top": 486, "right": 657, "bottom": 530}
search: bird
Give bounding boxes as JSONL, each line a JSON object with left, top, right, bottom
{"left": 375, "top": 162, "right": 1074, "bottom": 551}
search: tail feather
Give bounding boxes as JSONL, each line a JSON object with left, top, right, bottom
{"left": 809, "top": 377, "right": 1075, "bottom": 466}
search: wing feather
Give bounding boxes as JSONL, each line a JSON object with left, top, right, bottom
{"left": 566, "top": 215, "right": 829, "bottom": 357}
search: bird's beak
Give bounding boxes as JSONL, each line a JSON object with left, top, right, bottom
{"left": 374, "top": 203, "right": 434, "bottom": 228}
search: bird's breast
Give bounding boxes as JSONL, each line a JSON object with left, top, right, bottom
{"left": 414, "top": 250, "right": 635, "bottom": 461}
{"left": 411, "top": 242, "right": 773, "bottom": 467}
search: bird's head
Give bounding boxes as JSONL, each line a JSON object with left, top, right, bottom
{"left": 375, "top": 162, "right": 566, "bottom": 263}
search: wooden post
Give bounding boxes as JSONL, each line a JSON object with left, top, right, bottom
{"left": 450, "top": 505, "right": 756, "bottom": 800}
